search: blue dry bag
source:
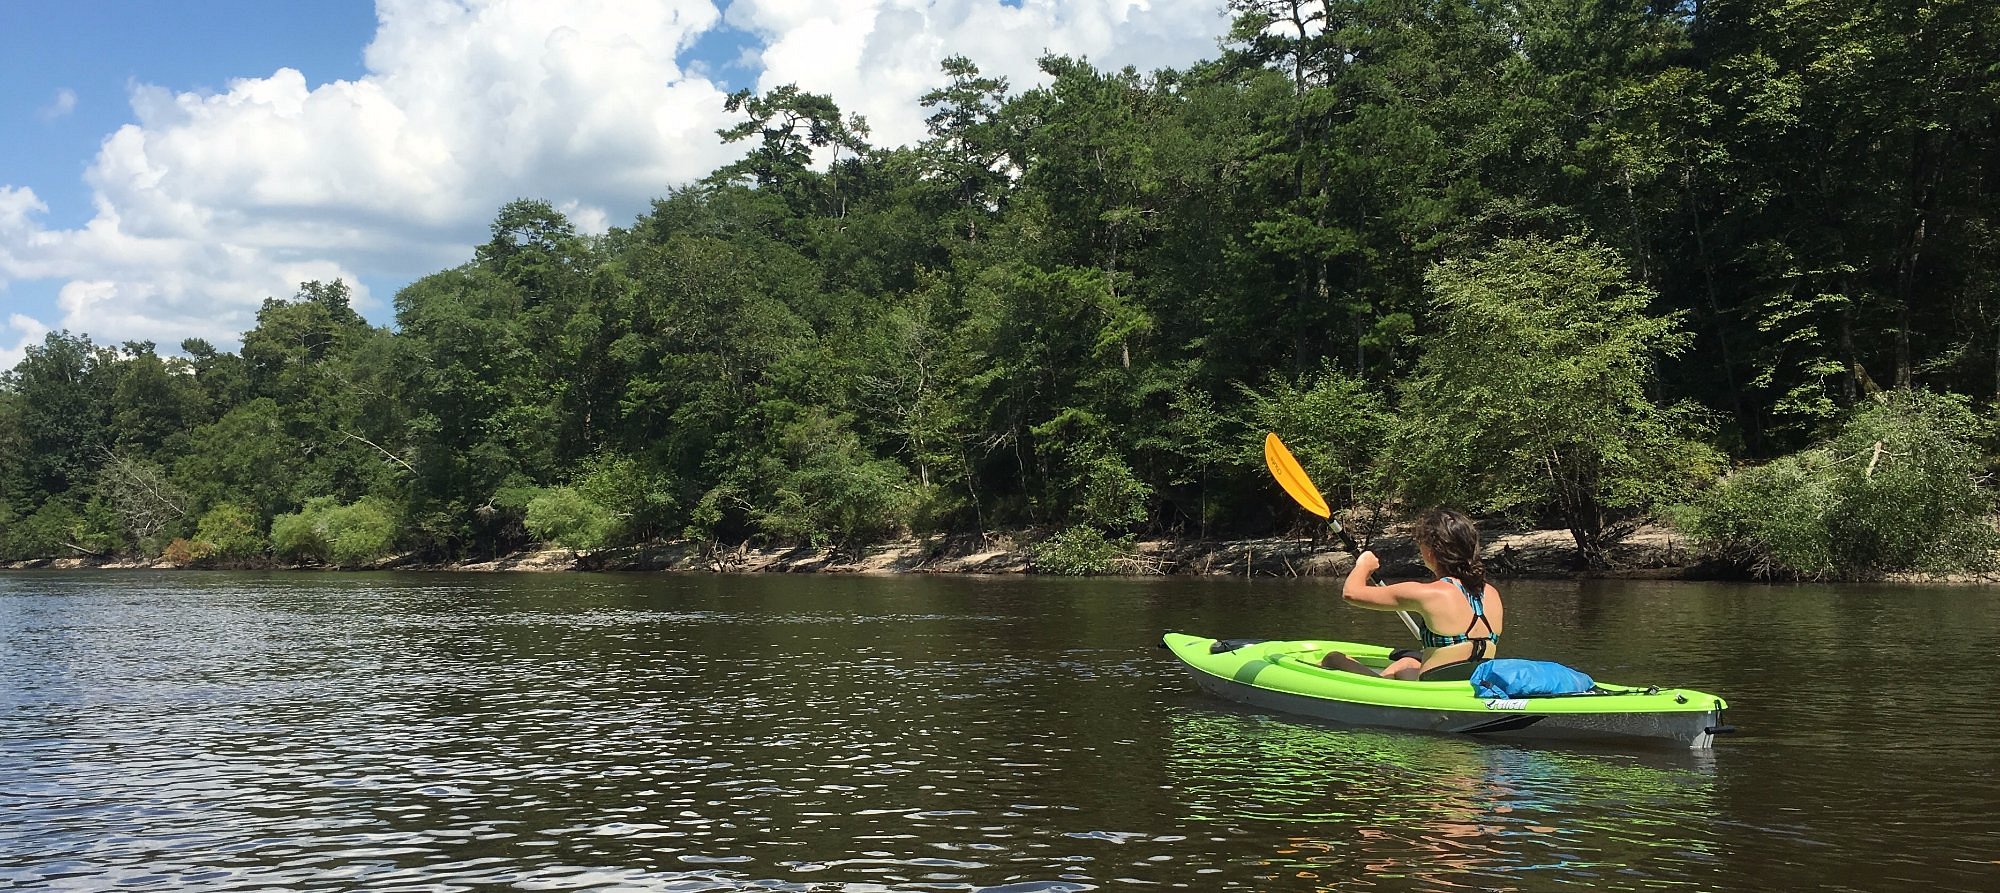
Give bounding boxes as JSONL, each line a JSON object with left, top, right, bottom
{"left": 1470, "top": 659, "right": 1596, "bottom": 699}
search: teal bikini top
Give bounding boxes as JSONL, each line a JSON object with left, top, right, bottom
{"left": 1418, "top": 577, "right": 1498, "bottom": 649}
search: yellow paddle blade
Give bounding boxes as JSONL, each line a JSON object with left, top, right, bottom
{"left": 1264, "top": 433, "right": 1331, "bottom": 519}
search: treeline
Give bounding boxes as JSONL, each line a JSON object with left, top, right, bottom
{"left": 3, "top": 1, "right": 1997, "bottom": 578}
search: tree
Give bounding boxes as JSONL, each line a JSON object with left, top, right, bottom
{"left": 194, "top": 502, "right": 267, "bottom": 560}
{"left": 2, "top": 331, "right": 117, "bottom": 502}
{"left": 476, "top": 199, "right": 590, "bottom": 298}
{"left": 1662, "top": 0, "right": 2000, "bottom": 447}
{"left": 391, "top": 265, "right": 561, "bottom": 555}
{"left": 172, "top": 398, "right": 309, "bottom": 523}
{"left": 179, "top": 337, "right": 251, "bottom": 423}
{"left": 709, "top": 85, "right": 871, "bottom": 217}
{"left": 270, "top": 496, "right": 397, "bottom": 566}
{"left": 240, "top": 280, "right": 373, "bottom": 402}
{"left": 1397, "top": 236, "right": 1719, "bottom": 566}
{"left": 96, "top": 452, "right": 189, "bottom": 547}
{"left": 1676, "top": 389, "right": 1998, "bottom": 579}
{"left": 108, "top": 341, "right": 200, "bottom": 454}
{"left": 1240, "top": 363, "right": 1392, "bottom": 525}
{"left": 524, "top": 487, "right": 617, "bottom": 555}
{"left": 919, "top": 55, "right": 1014, "bottom": 242}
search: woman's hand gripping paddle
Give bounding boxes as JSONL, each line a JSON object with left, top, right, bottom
{"left": 1263, "top": 433, "right": 1422, "bottom": 641}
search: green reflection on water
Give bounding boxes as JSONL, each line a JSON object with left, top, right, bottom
{"left": 1168, "top": 710, "right": 1724, "bottom": 890}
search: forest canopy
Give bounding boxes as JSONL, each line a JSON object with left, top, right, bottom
{"left": 4, "top": 0, "right": 1996, "bottom": 578}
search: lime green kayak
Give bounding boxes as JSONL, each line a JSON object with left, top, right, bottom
{"left": 1163, "top": 633, "right": 1733, "bottom": 749}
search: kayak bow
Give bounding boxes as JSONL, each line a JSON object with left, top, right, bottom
{"left": 1163, "top": 633, "right": 1732, "bottom": 749}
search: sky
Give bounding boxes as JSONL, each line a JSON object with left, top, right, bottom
{"left": 0, "top": 0, "right": 1236, "bottom": 371}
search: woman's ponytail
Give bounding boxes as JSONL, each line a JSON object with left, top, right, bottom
{"left": 1414, "top": 509, "right": 1486, "bottom": 596}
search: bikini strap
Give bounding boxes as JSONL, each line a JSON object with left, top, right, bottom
{"left": 1443, "top": 576, "right": 1498, "bottom": 640}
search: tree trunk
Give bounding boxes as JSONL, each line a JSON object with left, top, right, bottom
{"left": 1687, "top": 171, "right": 1757, "bottom": 453}
{"left": 1891, "top": 128, "right": 1939, "bottom": 390}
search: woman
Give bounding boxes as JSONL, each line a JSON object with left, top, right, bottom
{"left": 1319, "top": 509, "right": 1502, "bottom": 680}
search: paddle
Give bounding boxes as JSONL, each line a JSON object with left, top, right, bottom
{"left": 1263, "top": 432, "right": 1422, "bottom": 641}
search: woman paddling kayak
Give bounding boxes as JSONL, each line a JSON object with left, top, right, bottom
{"left": 1318, "top": 509, "right": 1503, "bottom": 680}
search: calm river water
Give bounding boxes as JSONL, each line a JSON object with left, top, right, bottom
{"left": 2, "top": 571, "right": 1996, "bottom": 891}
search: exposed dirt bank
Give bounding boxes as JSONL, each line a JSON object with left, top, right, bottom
{"left": 13, "top": 523, "right": 1996, "bottom": 584}
{"left": 3, "top": 524, "right": 1710, "bottom": 579}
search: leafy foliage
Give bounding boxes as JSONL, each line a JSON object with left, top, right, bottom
{"left": 194, "top": 503, "right": 268, "bottom": 560}
{"left": 1397, "top": 236, "right": 1721, "bottom": 566}
{"left": 270, "top": 497, "right": 398, "bottom": 567}
{"left": 1030, "top": 526, "right": 1134, "bottom": 576}
{"left": 1241, "top": 364, "right": 1391, "bottom": 512}
{"left": 1676, "top": 390, "right": 1998, "bottom": 579}
{"left": 524, "top": 487, "right": 618, "bottom": 554}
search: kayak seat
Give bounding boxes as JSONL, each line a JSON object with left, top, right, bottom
{"left": 1417, "top": 659, "right": 1487, "bottom": 682}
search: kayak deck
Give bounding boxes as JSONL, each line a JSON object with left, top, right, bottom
{"left": 1163, "top": 633, "right": 1732, "bottom": 749}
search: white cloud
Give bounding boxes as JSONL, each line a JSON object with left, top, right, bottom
{"left": 39, "top": 88, "right": 79, "bottom": 121}
{"left": 0, "top": 0, "right": 1231, "bottom": 353}
{"left": 0, "top": 313, "right": 52, "bottom": 373}
{"left": 733, "top": 0, "right": 1231, "bottom": 147}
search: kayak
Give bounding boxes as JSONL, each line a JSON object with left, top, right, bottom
{"left": 1163, "top": 633, "right": 1733, "bottom": 749}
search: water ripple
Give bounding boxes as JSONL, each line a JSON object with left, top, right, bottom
{"left": 4, "top": 572, "right": 1999, "bottom": 891}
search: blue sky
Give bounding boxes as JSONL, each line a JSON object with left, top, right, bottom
{"left": 2, "top": 4, "right": 369, "bottom": 230}
{"left": 0, "top": 0, "right": 1229, "bottom": 370}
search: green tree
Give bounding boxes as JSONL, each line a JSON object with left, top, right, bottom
{"left": 1397, "top": 236, "right": 1719, "bottom": 566}
{"left": 753, "top": 406, "right": 914, "bottom": 548}
{"left": 179, "top": 337, "right": 251, "bottom": 424}
{"left": 270, "top": 496, "right": 397, "bottom": 566}
{"left": 1241, "top": 362, "right": 1391, "bottom": 524}
{"left": 1, "top": 496, "right": 85, "bottom": 560}
{"left": 172, "top": 398, "right": 310, "bottom": 522}
{"left": 525, "top": 487, "right": 618, "bottom": 554}
{"left": 194, "top": 502, "right": 267, "bottom": 560}
{"left": 2, "top": 331, "right": 117, "bottom": 502}
{"left": 108, "top": 341, "right": 201, "bottom": 454}
{"left": 571, "top": 451, "right": 677, "bottom": 543}
{"left": 270, "top": 501, "right": 328, "bottom": 563}
{"left": 392, "top": 264, "right": 557, "bottom": 554}
{"left": 240, "top": 280, "right": 374, "bottom": 403}
{"left": 235, "top": 281, "right": 402, "bottom": 514}
{"left": 1676, "top": 389, "right": 1998, "bottom": 579}
{"left": 919, "top": 55, "right": 1014, "bottom": 243}
{"left": 1657, "top": 0, "right": 2000, "bottom": 448}
{"left": 709, "top": 84, "right": 871, "bottom": 217}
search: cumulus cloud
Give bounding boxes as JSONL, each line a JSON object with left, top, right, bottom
{"left": 734, "top": 0, "right": 1230, "bottom": 146}
{"left": 39, "top": 88, "right": 79, "bottom": 120}
{"left": 0, "top": 0, "right": 1231, "bottom": 352}
{"left": 0, "top": 313, "right": 52, "bottom": 374}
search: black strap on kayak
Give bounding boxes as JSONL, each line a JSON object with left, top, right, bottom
{"left": 1538, "top": 684, "right": 1666, "bottom": 699}
{"left": 1209, "top": 638, "right": 1269, "bottom": 654}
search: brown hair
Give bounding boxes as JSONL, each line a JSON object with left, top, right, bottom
{"left": 1413, "top": 509, "right": 1486, "bottom": 597}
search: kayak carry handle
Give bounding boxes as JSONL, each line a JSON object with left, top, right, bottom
{"left": 1705, "top": 724, "right": 1737, "bottom": 735}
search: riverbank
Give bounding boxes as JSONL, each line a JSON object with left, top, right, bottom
{"left": 11, "top": 525, "right": 1999, "bottom": 584}
{"left": 3, "top": 523, "right": 1717, "bottom": 579}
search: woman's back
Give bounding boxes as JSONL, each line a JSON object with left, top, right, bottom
{"left": 1322, "top": 508, "right": 1502, "bottom": 680}
{"left": 1411, "top": 575, "right": 1502, "bottom": 668}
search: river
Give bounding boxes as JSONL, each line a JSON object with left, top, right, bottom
{"left": 2, "top": 571, "right": 1995, "bottom": 891}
